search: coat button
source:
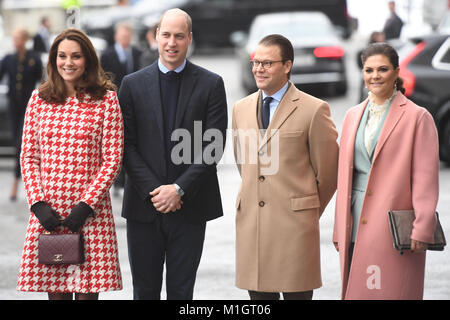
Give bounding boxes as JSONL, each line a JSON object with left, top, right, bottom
{"left": 367, "top": 190, "right": 372, "bottom": 196}
{"left": 77, "top": 167, "right": 86, "bottom": 174}
{"left": 45, "top": 132, "right": 53, "bottom": 138}
{"left": 259, "top": 175, "right": 265, "bottom": 182}
{"left": 76, "top": 133, "right": 85, "bottom": 139}
{"left": 361, "top": 218, "right": 368, "bottom": 225}
{"left": 259, "top": 201, "right": 265, "bottom": 207}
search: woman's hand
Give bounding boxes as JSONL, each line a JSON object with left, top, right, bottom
{"left": 31, "top": 201, "right": 61, "bottom": 231}
{"left": 63, "top": 202, "right": 93, "bottom": 232}
{"left": 411, "top": 239, "right": 428, "bottom": 253}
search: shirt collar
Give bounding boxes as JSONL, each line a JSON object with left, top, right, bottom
{"left": 368, "top": 89, "right": 397, "bottom": 114}
{"left": 114, "top": 43, "right": 128, "bottom": 53}
{"left": 158, "top": 59, "right": 187, "bottom": 74}
{"left": 262, "top": 81, "right": 289, "bottom": 102}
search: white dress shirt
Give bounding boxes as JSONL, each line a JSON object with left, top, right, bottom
{"left": 262, "top": 81, "right": 289, "bottom": 122}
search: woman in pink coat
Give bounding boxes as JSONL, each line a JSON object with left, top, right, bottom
{"left": 333, "top": 43, "right": 439, "bottom": 299}
{"left": 17, "top": 29, "right": 123, "bottom": 300}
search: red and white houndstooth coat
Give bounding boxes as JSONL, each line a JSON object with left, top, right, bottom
{"left": 17, "top": 89, "right": 124, "bottom": 293}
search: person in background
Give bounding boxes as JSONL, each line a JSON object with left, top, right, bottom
{"left": 33, "top": 16, "right": 51, "bottom": 53}
{"left": 101, "top": 21, "right": 142, "bottom": 90}
{"left": 383, "top": 1, "right": 404, "bottom": 40}
{"left": 0, "top": 28, "right": 43, "bottom": 201}
{"left": 17, "top": 28, "right": 123, "bottom": 300}
{"left": 357, "top": 31, "right": 386, "bottom": 103}
{"left": 139, "top": 26, "right": 159, "bottom": 69}
{"left": 101, "top": 21, "right": 141, "bottom": 196}
{"left": 232, "top": 34, "right": 338, "bottom": 300}
{"left": 333, "top": 42, "right": 439, "bottom": 299}
{"left": 119, "top": 8, "right": 227, "bottom": 300}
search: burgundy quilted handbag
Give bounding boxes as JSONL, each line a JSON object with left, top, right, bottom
{"left": 38, "top": 232, "right": 84, "bottom": 265}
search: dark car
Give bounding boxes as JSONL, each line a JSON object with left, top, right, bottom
{"left": 178, "top": 0, "right": 354, "bottom": 49}
{"left": 82, "top": 0, "right": 186, "bottom": 46}
{"left": 83, "top": 0, "right": 355, "bottom": 49}
{"left": 397, "top": 34, "right": 450, "bottom": 164}
{"left": 234, "top": 11, "right": 347, "bottom": 95}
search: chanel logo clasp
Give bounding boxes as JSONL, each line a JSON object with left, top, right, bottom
{"left": 53, "top": 254, "right": 63, "bottom": 262}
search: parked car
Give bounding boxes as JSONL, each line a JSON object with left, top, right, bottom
{"left": 397, "top": 34, "right": 450, "bottom": 164}
{"left": 174, "top": 0, "right": 354, "bottom": 49}
{"left": 83, "top": 0, "right": 355, "bottom": 49}
{"left": 234, "top": 11, "right": 347, "bottom": 95}
{"left": 81, "top": 0, "right": 186, "bottom": 45}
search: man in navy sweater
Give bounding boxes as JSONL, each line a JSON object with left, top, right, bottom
{"left": 119, "top": 8, "right": 228, "bottom": 300}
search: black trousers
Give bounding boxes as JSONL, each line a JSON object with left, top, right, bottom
{"left": 127, "top": 214, "right": 206, "bottom": 300}
{"left": 248, "top": 290, "right": 313, "bottom": 300}
{"left": 7, "top": 97, "right": 26, "bottom": 178}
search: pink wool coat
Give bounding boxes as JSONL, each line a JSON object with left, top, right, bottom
{"left": 333, "top": 92, "right": 439, "bottom": 300}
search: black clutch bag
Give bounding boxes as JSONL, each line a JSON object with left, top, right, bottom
{"left": 388, "top": 210, "right": 446, "bottom": 252}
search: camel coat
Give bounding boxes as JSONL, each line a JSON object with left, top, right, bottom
{"left": 232, "top": 83, "right": 338, "bottom": 292}
{"left": 333, "top": 92, "right": 439, "bottom": 299}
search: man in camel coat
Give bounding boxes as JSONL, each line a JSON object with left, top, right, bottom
{"left": 232, "top": 34, "right": 339, "bottom": 300}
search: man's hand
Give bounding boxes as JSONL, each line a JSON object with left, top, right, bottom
{"left": 150, "top": 185, "right": 183, "bottom": 213}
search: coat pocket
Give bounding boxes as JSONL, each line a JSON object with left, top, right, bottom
{"left": 291, "top": 194, "right": 320, "bottom": 212}
{"left": 279, "top": 130, "right": 304, "bottom": 138}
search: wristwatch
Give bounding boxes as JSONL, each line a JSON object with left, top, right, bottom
{"left": 173, "top": 183, "right": 185, "bottom": 197}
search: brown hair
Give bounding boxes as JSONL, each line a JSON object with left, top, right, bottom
{"left": 39, "top": 28, "right": 116, "bottom": 104}
{"left": 361, "top": 42, "right": 405, "bottom": 94}
{"left": 258, "top": 34, "right": 294, "bottom": 78}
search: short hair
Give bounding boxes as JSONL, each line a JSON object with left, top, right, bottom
{"left": 114, "top": 21, "right": 133, "bottom": 34}
{"left": 39, "top": 28, "right": 116, "bottom": 103}
{"left": 258, "top": 34, "right": 294, "bottom": 77}
{"left": 158, "top": 8, "right": 192, "bottom": 34}
{"left": 14, "top": 28, "right": 30, "bottom": 40}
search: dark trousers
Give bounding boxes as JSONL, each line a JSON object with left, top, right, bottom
{"left": 127, "top": 214, "right": 206, "bottom": 300}
{"left": 348, "top": 242, "right": 355, "bottom": 275}
{"left": 7, "top": 98, "right": 26, "bottom": 178}
{"left": 248, "top": 290, "right": 313, "bottom": 300}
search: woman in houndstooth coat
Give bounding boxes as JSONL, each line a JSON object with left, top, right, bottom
{"left": 17, "top": 29, "right": 123, "bottom": 300}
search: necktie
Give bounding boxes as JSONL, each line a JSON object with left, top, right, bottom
{"left": 262, "top": 96, "right": 273, "bottom": 129}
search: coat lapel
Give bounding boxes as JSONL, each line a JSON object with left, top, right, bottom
{"left": 247, "top": 92, "right": 260, "bottom": 130}
{"left": 345, "top": 99, "right": 369, "bottom": 166}
{"left": 144, "top": 63, "right": 165, "bottom": 146}
{"left": 175, "top": 61, "right": 198, "bottom": 129}
{"left": 371, "top": 92, "right": 406, "bottom": 164}
{"left": 258, "top": 84, "right": 298, "bottom": 151}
